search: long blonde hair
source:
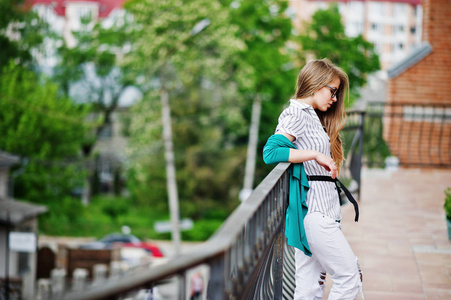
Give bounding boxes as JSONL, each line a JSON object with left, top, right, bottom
{"left": 293, "top": 58, "right": 349, "bottom": 172}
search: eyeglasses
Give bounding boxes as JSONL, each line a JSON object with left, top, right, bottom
{"left": 325, "top": 85, "right": 339, "bottom": 99}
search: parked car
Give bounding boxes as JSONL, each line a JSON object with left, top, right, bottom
{"left": 80, "top": 233, "right": 164, "bottom": 258}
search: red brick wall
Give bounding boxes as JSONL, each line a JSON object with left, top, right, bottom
{"left": 384, "top": 0, "right": 451, "bottom": 166}
{"left": 383, "top": 108, "right": 451, "bottom": 166}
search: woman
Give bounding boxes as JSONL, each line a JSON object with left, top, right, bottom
{"left": 263, "top": 58, "right": 362, "bottom": 299}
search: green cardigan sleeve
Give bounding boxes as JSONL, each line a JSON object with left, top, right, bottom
{"left": 263, "top": 134, "right": 312, "bottom": 256}
{"left": 262, "top": 134, "right": 293, "bottom": 164}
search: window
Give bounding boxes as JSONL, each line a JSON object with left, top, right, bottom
{"left": 349, "top": 1, "right": 364, "bottom": 15}
{"left": 413, "top": 6, "right": 419, "bottom": 17}
{"left": 394, "top": 3, "right": 407, "bottom": 16}
{"left": 394, "top": 25, "right": 405, "bottom": 35}
{"left": 346, "top": 22, "right": 363, "bottom": 37}
{"left": 18, "top": 252, "right": 30, "bottom": 275}
{"left": 369, "top": 2, "right": 384, "bottom": 15}
{"left": 356, "top": 22, "right": 363, "bottom": 34}
{"left": 394, "top": 43, "right": 404, "bottom": 52}
{"left": 76, "top": 6, "right": 93, "bottom": 20}
{"left": 374, "top": 43, "right": 381, "bottom": 54}
{"left": 371, "top": 23, "right": 382, "bottom": 33}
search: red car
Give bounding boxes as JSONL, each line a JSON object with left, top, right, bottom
{"left": 80, "top": 233, "right": 164, "bottom": 258}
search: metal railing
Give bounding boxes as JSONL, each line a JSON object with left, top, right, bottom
{"left": 363, "top": 101, "right": 451, "bottom": 168}
{"left": 340, "top": 109, "right": 365, "bottom": 200}
{"left": 58, "top": 162, "right": 292, "bottom": 300}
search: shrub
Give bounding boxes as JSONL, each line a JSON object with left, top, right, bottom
{"left": 444, "top": 188, "right": 451, "bottom": 220}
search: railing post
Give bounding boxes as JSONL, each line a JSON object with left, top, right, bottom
{"left": 93, "top": 264, "right": 108, "bottom": 285}
{"left": 37, "top": 278, "right": 51, "bottom": 300}
{"left": 357, "top": 111, "right": 365, "bottom": 199}
{"left": 72, "top": 268, "right": 88, "bottom": 293}
{"left": 207, "top": 257, "right": 225, "bottom": 300}
{"left": 272, "top": 224, "right": 285, "bottom": 299}
{"left": 178, "top": 272, "right": 186, "bottom": 300}
{"left": 50, "top": 268, "right": 66, "bottom": 297}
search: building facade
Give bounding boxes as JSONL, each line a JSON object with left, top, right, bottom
{"left": 29, "top": 0, "right": 127, "bottom": 66}
{"left": 288, "top": 0, "right": 423, "bottom": 70}
{"left": 383, "top": 0, "right": 451, "bottom": 167}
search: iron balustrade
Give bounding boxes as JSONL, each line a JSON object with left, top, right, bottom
{"left": 363, "top": 101, "right": 451, "bottom": 168}
{"left": 57, "top": 163, "right": 292, "bottom": 300}
{"left": 340, "top": 109, "right": 365, "bottom": 200}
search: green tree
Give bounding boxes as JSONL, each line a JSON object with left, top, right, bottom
{"left": 51, "top": 12, "right": 136, "bottom": 203}
{"left": 0, "top": 0, "right": 49, "bottom": 69}
{"left": 227, "top": 0, "right": 298, "bottom": 193}
{"left": 53, "top": 12, "right": 134, "bottom": 135}
{"left": 0, "top": 62, "right": 89, "bottom": 205}
{"left": 297, "top": 5, "right": 380, "bottom": 100}
{"left": 124, "top": 0, "right": 248, "bottom": 245}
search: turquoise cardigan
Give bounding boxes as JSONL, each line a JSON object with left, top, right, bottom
{"left": 263, "top": 134, "right": 312, "bottom": 257}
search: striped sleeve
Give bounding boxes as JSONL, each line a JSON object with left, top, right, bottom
{"left": 275, "top": 107, "right": 306, "bottom": 141}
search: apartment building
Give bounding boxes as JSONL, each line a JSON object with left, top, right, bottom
{"left": 289, "top": 0, "right": 423, "bottom": 70}
{"left": 29, "top": 0, "right": 126, "bottom": 67}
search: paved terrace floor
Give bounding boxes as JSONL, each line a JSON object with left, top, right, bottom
{"left": 324, "top": 167, "right": 451, "bottom": 300}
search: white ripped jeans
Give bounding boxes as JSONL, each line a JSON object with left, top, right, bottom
{"left": 294, "top": 212, "right": 363, "bottom": 300}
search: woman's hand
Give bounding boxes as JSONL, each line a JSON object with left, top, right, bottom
{"left": 315, "top": 153, "right": 338, "bottom": 179}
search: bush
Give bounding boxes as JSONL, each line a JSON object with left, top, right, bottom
{"left": 363, "top": 114, "right": 391, "bottom": 167}
{"left": 100, "top": 196, "right": 129, "bottom": 221}
{"left": 38, "top": 193, "right": 230, "bottom": 241}
{"left": 181, "top": 219, "right": 224, "bottom": 241}
{"left": 444, "top": 188, "right": 451, "bottom": 220}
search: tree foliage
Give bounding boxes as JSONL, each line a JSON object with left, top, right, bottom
{"left": 0, "top": 62, "right": 89, "bottom": 203}
{"left": 124, "top": 0, "right": 249, "bottom": 219}
{"left": 229, "top": 0, "right": 295, "bottom": 97}
{"left": 53, "top": 12, "right": 134, "bottom": 134}
{"left": 297, "top": 5, "right": 380, "bottom": 100}
{"left": 0, "top": 0, "right": 49, "bottom": 70}
{"left": 227, "top": 0, "right": 298, "bottom": 182}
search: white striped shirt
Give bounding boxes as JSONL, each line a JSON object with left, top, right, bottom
{"left": 275, "top": 99, "right": 341, "bottom": 220}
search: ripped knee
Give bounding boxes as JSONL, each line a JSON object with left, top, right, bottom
{"left": 318, "top": 272, "right": 326, "bottom": 286}
{"left": 356, "top": 257, "right": 363, "bottom": 283}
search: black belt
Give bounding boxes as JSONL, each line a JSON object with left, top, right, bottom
{"left": 307, "top": 175, "right": 359, "bottom": 222}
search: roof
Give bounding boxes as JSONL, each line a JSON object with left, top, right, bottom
{"left": 387, "top": 42, "right": 432, "bottom": 78}
{"left": 27, "top": 0, "right": 127, "bottom": 18}
{"left": 0, "top": 198, "right": 47, "bottom": 226}
{"left": 0, "top": 152, "right": 20, "bottom": 168}
{"left": 307, "top": 0, "right": 421, "bottom": 5}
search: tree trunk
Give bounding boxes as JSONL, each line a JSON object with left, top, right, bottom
{"left": 82, "top": 177, "right": 91, "bottom": 206}
{"left": 160, "top": 82, "right": 181, "bottom": 255}
{"left": 241, "top": 93, "right": 262, "bottom": 201}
